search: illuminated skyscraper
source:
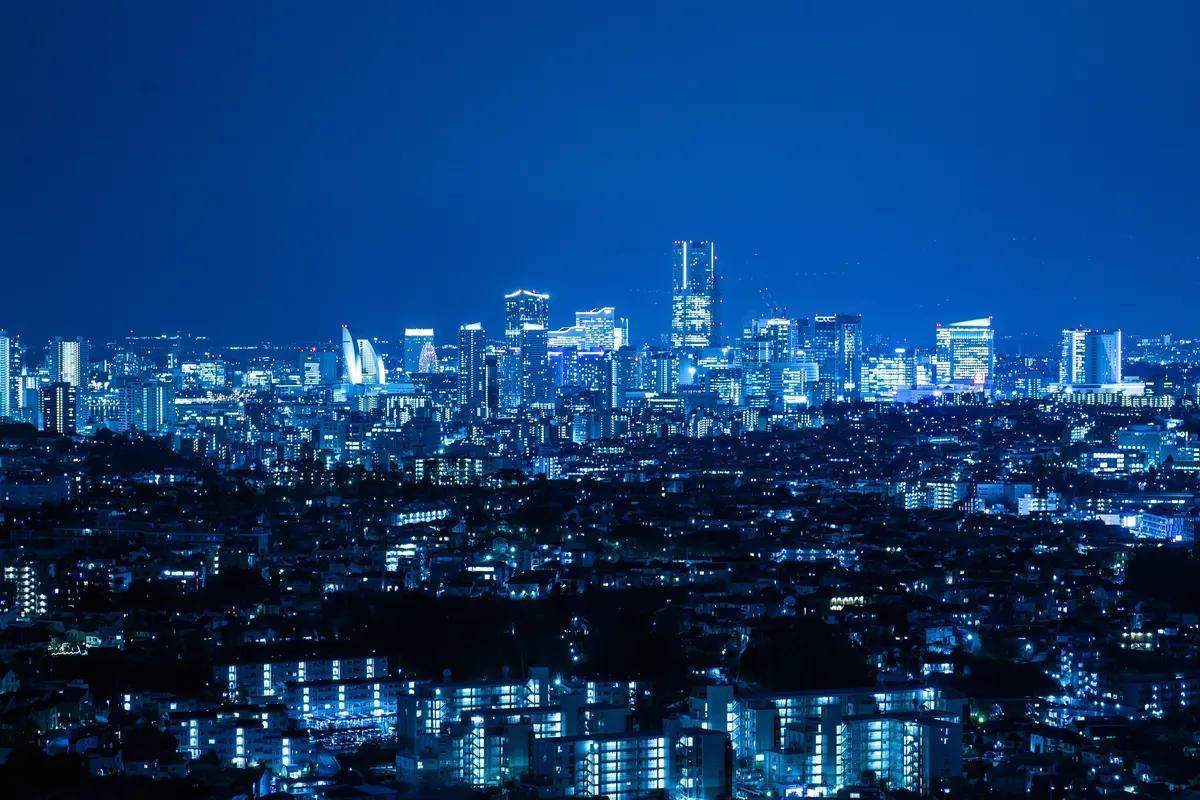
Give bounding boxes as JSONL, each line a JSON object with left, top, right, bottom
{"left": 340, "top": 326, "right": 387, "bottom": 385}
{"left": 403, "top": 329, "right": 435, "bottom": 374}
{"left": 670, "top": 241, "right": 719, "bottom": 348}
{"left": 574, "top": 307, "right": 626, "bottom": 350}
{"left": 813, "top": 314, "right": 863, "bottom": 400}
{"left": 935, "top": 318, "right": 995, "bottom": 387}
{"left": 519, "top": 324, "right": 552, "bottom": 406}
{"left": 117, "top": 380, "right": 176, "bottom": 434}
{"left": 51, "top": 337, "right": 88, "bottom": 388}
{"left": 505, "top": 289, "right": 550, "bottom": 349}
{"left": 746, "top": 318, "right": 798, "bottom": 364}
{"left": 41, "top": 382, "right": 77, "bottom": 435}
{"left": 458, "top": 323, "right": 487, "bottom": 418}
{"left": 0, "top": 330, "right": 11, "bottom": 419}
{"left": 1060, "top": 329, "right": 1122, "bottom": 386}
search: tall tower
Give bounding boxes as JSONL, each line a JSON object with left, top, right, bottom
{"left": 51, "top": 337, "right": 88, "bottom": 388}
{"left": 934, "top": 318, "right": 995, "bottom": 387}
{"left": 458, "top": 323, "right": 488, "bottom": 418}
{"left": 0, "top": 330, "right": 11, "bottom": 420}
{"left": 575, "top": 308, "right": 618, "bottom": 350}
{"left": 41, "top": 382, "right": 77, "bottom": 434}
{"left": 670, "top": 241, "right": 718, "bottom": 348}
{"left": 519, "top": 324, "right": 551, "bottom": 406}
{"left": 1059, "top": 329, "right": 1121, "bottom": 386}
{"left": 505, "top": 290, "right": 550, "bottom": 349}
{"left": 813, "top": 314, "right": 863, "bottom": 400}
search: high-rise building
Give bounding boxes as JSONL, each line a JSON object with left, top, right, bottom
{"left": 746, "top": 318, "right": 798, "bottom": 364}
{"left": 41, "top": 382, "right": 77, "bottom": 435}
{"left": 403, "top": 329, "right": 435, "bottom": 374}
{"left": 520, "top": 324, "right": 552, "bottom": 406}
{"left": 575, "top": 308, "right": 625, "bottom": 350}
{"left": 505, "top": 290, "right": 550, "bottom": 349}
{"left": 1060, "top": 329, "right": 1122, "bottom": 386}
{"left": 301, "top": 350, "right": 338, "bottom": 387}
{"left": 51, "top": 337, "right": 88, "bottom": 388}
{"left": 935, "top": 318, "right": 995, "bottom": 388}
{"left": 458, "top": 323, "right": 487, "bottom": 418}
{"left": 812, "top": 314, "right": 863, "bottom": 400}
{"left": 117, "top": 380, "right": 177, "bottom": 435}
{"left": 0, "top": 330, "right": 11, "bottom": 420}
{"left": 670, "top": 241, "right": 719, "bottom": 348}
{"left": 340, "top": 327, "right": 387, "bottom": 385}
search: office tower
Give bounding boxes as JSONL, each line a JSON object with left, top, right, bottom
{"left": 746, "top": 318, "right": 798, "bottom": 364}
{"left": 484, "top": 352, "right": 501, "bottom": 417}
{"left": 519, "top": 324, "right": 551, "bottom": 406}
{"left": 864, "top": 348, "right": 916, "bottom": 398}
{"left": 117, "top": 380, "right": 176, "bottom": 435}
{"left": 458, "top": 323, "right": 487, "bottom": 418}
{"left": 404, "top": 329, "right": 435, "bottom": 374}
{"left": 0, "top": 330, "right": 11, "bottom": 420}
{"left": 548, "top": 326, "right": 586, "bottom": 349}
{"left": 603, "top": 348, "right": 636, "bottom": 409}
{"left": 505, "top": 289, "right": 550, "bottom": 349}
{"left": 935, "top": 318, "right": 995, "bottom": 387}
{"left": 670, "top": 241, "right": 720, "bottom": 348}
{"left": 575, "top": 307, "right": 623, "bottom": 350}
{"left": 1059, "top": 329, "right": 1122, "bottom": 386}
{"left": 652, "top": 350, "right": 680, "bottom": 395}
{"left": 301, "top": 350, "right": 337, "bottom": 387}
{"left": 793, "top": 317, "right": 813, "bottom": 352}
{"left": 51, "top": 337, "right": 88, "bottom": 387}
{"left": 812, "top": 314, "right": 863, "bottom": 400}
{"left": 41, "top": 382, "right": 77, "bottom": 434}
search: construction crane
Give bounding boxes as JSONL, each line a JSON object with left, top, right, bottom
{"left": 758, "top": 288, "right": 782, "bottom": 318}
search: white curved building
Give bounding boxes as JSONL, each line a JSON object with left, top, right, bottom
{"left": 340, "top": 325, "right": 386, "bottom": 385}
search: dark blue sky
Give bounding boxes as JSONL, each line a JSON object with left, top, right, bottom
{"left": 3, "top": 2, "right": 1199, "bottom": 347}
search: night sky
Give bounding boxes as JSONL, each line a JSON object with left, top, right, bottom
{"left": 3, "top": 2, "right": 1199, "bottom": 348}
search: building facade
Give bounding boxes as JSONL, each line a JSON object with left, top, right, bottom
{"left": 671, "top": 241, "right": 719, "bottom": 349}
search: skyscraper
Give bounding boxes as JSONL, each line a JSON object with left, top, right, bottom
{"left": 575, "top": 308, "right": 622, "bottom": 350}
{"left": 746, "top": 318, "right": 798, "bottom": 364}
{"left": 51, "top": 337, "right": 88, "bottom": 387}
{"left": 340, "top": 326, "right": 387, "bottom": 385}
{"left": 458, "top": 323, "right": 487, "bottom": 418}
{"left": 0, "top": 330, "right": 11, "bottom": 420}
{"left": 505, "top": 290, "right": 550, "bottom": 349}
{"left": 404, "top": 329, "right": 435, "bottom": 374}
{"left": 117, "top": 380, "right": 176, "bottom": 435}
{"left": 41, "top": 382, "right": 77, "bottom": 434}
{"left": 812, "top": 314, "right": 863, "bottom": 400}
{"left": 934, "top": 318, "right": 995, "bottom": 388}
{"left": 670, "top": 241, "right": 719, "bottom": 348}
{"left": 519, "top": 324, "right": 552, "bottom": 406}
{"left": 1060, "top": 329, "right": 1122, "bottom": 386}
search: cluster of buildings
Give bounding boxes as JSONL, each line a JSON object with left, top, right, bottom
{"left": 2, "top": 244, "right": 1200, "bottom": 798}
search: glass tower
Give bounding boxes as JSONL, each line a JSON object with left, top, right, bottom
{"left": 813, "top": 314, "right": 863, "bottom": 400}
{"left": 670, "top": 241, "right": 719, "bottom": 348}
{"left": 0, "top": 330, "right": 10, "bottom": 419}
{"left": 1059, "top": 328, "right": 1121, "bottom": 386}
{"left": 935, "top": 318, "right": 995, "bottom": 387}
{"left": 458, "top": 323, "right": 487, "bottom": 418}
{"left": 505, "top": 290, "right": 550, "bottom": 349}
